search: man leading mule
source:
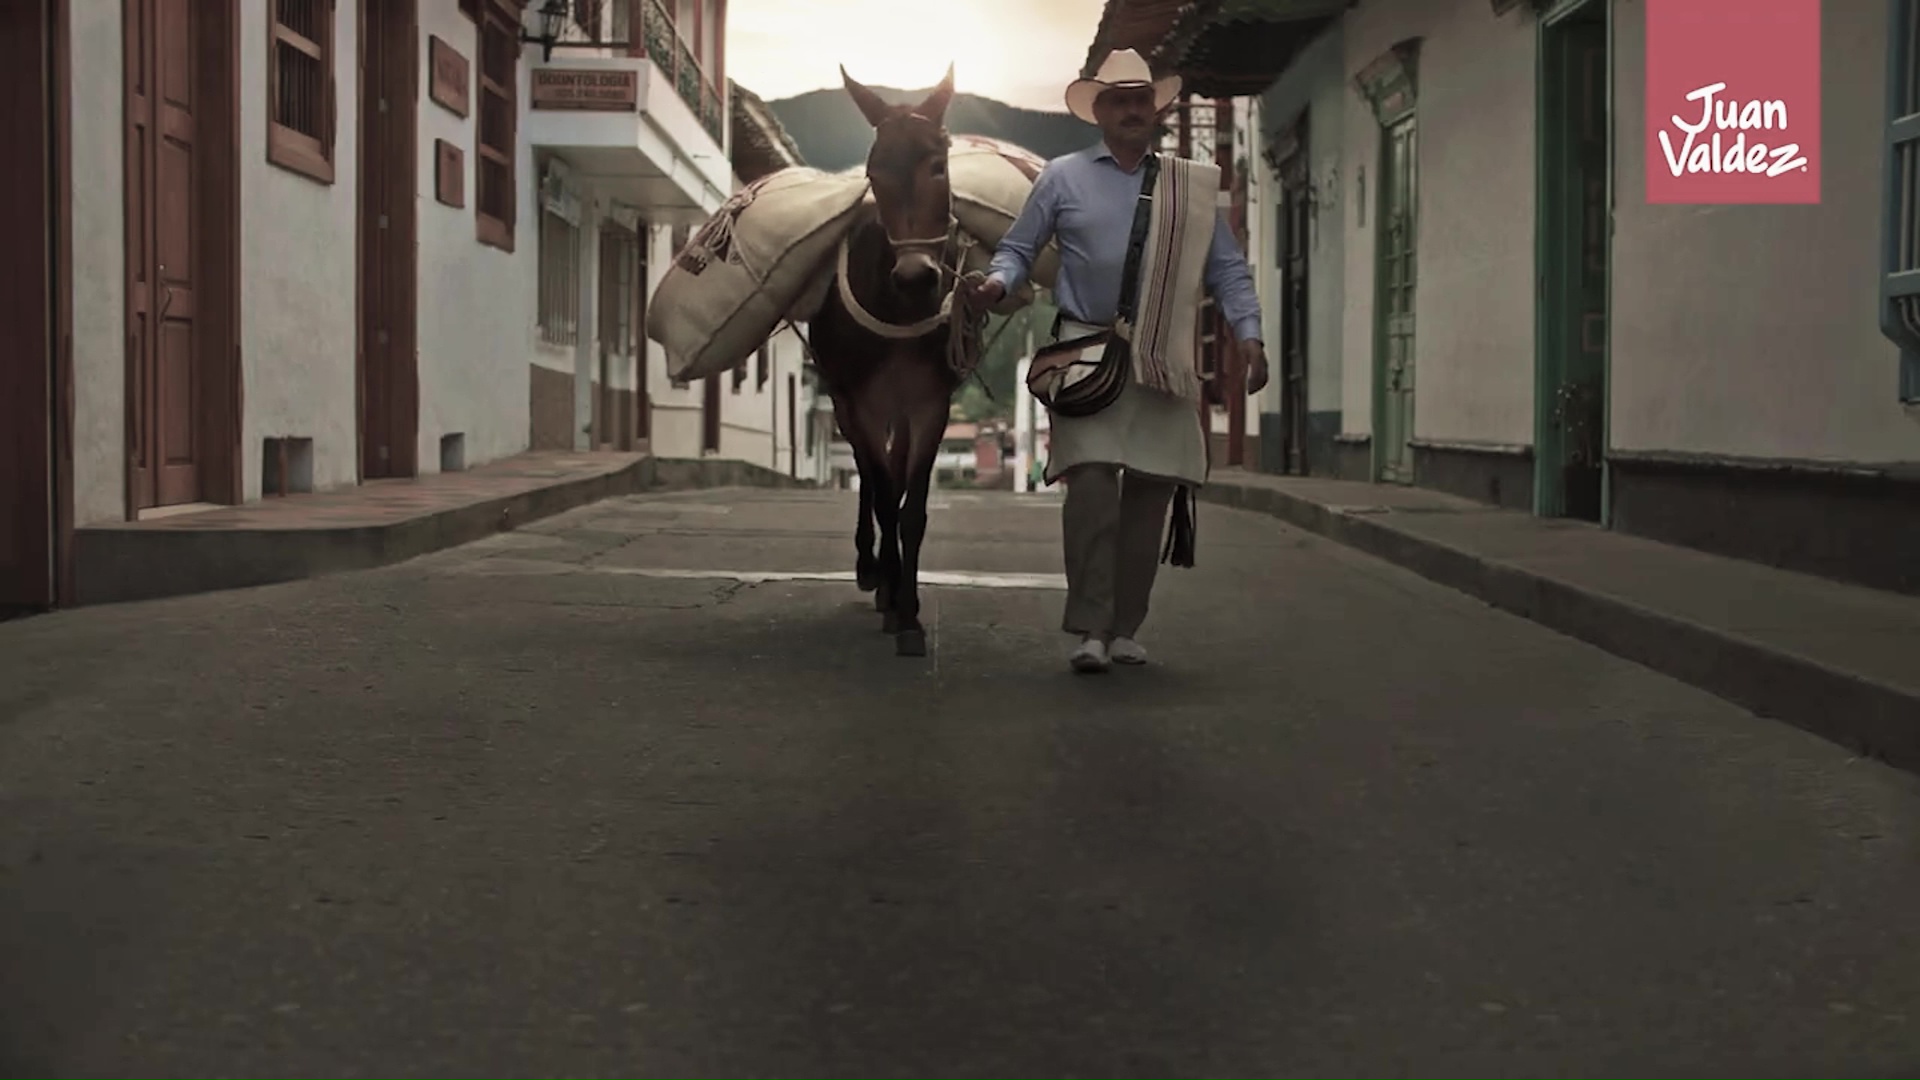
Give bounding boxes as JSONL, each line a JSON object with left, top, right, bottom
{"left": 963, "top": 48, "right": 1268, "bottom": 674}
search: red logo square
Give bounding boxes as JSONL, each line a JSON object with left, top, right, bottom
{"left": 1644, "top": 0, "right": 1821, "bottom": 205}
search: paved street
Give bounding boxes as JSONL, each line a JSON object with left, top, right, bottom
{"left": 3, "top": 486, "right": 1918, "bottom": 1078}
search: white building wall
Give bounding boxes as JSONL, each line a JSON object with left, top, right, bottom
{"left": 1197, "top": 99, "right": 1270, "bottom": 459}
{"left": 643, "top": 226, "right": 709, "bottom": 457}
{"left": 1262, "top": 22, "right": 1349, "bottom": 434}
{"left": 238, "top": 0, "right": 361, "bottom": 501}
{"left": 714, "top": 326, "right": 812, "bottom": 472}
{"left": 69, "top": 5, "right": 125, "bottom": 527}
{"left": 1339, "top": 0, "right": 1537, "bottom": 447}
{"left": 1319, "top": 0, "right": 1915, "bottom": 470}
{"left": 69, "top": 0, "right": 540, "bottom": 525}
{"left": 529, "top": 179, "right": 581, "bottom": 450}
{"left": 763, "top": 328, "right": 822, "bottom": 480}
{"left": 524, "top": 0, "right": 733, "bottom": 456}
{"left": 591, "top": 207, "right": 645, "bottom": 451}
{"left": 1610, "top": 0, "right": 1920, "bottom": 464}
{"left": 638, "top": 223, "right": 822, "bottom": 475}
{"left": 70, "top": 1, "right": 369, "bottom": 518}
{"left": 529, "top": 179, "right": 659, "bottom": 454}
{"left": 64, "top": 0, "right": 783, "bottom": 534}
{"left": 418, "top": 2, "right": 537, "bottom": 472}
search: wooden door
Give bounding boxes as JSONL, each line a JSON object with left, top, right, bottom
{"left": 1542, "top": 12, "right": 1609, "bottom": 521}
{"left": 0, "top": 0, "right": 65, "bottom": 610}
{"left": 358, "top": 0, "right": 419, "bottom": 479}
{"left": 701, "top": 375, "right": 721, "bottom": 453}
{"left": 127, "top": 0, "right": 203, "bottom": 509}
{"left": 1374, "top": 118, "right": 1418, "bottom": 485}
{"left": 596, "top": 226, "right": 634, "bottom": 448}
{"left": 1279, "top": 160, "right": 1311, "bottom": 475}
{"left": 595, "top": 232, "right": 613, "bottom": 448}
{"left": 635, "top": 235, "right": 650, "bottom": 444}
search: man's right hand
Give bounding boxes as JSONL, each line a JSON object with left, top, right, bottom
{"left": 961, "top": 276, "right": 1006, "bottom": 311}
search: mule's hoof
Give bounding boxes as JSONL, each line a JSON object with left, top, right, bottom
{"left": 896, "top": 629, "right": 927, "bottom": 657}
{"left": 881, "top": 610, "right": 900, "bottom": 634}
{"left": 874, "top": 590, "right": 890, "bottom": 614}
{"left": 856, "top": 567, "right": 880, "bottom": 593}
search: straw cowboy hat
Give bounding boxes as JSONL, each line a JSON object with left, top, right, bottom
{"left": 1064, "top": 48, "right": 1182, "bottom": 125}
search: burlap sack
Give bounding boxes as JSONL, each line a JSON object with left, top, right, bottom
{"left": 948, "top": 134, "right": 1061, "bottom": 292}
{"left": 823, "top": 137, "right": 1060, "bottom": 317}
{"left": 815, "top": 178, "right": 1033, "bottom": 318}
{"left": 646, "top": 167, "right": 871, "bottom": 382}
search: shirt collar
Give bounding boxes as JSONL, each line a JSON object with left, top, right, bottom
{"left": 1091, "top": 141, "right": 1149, "bottom": 174}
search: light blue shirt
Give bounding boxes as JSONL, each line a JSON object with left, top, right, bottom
{"left": 986, "top": 142, "right": 1264, "bottom": 344}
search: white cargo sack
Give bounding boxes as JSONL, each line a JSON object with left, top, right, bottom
{"left": 821, "top": 178, "right": 1036, "bottom": 315}
{"left": 948, "top": 134, "right": 1060, "bottom": 292}
{"left": 829, "top": 136, "right": 1060, "bottom": 314}
{"left": 646, "top": 167, "right": 871, "bottom": 382}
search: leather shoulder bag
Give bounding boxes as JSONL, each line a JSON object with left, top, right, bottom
{"left": 1025, "top": 154, "right": 1161, "bottom": 418}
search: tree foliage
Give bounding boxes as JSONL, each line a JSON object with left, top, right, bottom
{"left": 956, "top": 291, "right": 1057, "bottom": 422}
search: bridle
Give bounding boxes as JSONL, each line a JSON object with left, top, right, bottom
{"left": 829, "top": 198, "right": 986, "bottom": 384}
{"left": 788, "top": 114, "right": 987, "bottom": 381}
{"left": 834, "top": 209, "right": 972, "bottom": 340}
{"left": 879, "top": 227, "right": 953, "bottom": 261}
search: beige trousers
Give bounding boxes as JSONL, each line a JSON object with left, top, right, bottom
{"left": 1059, "top": 464, "right": 1178, "bottom": 639}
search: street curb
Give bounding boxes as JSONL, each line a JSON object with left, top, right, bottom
{"left": 1200, "top": 478, "right": 1920, "bottom": 773}
{"left": 72, "top": 456, "right": 812, "bottom": 607}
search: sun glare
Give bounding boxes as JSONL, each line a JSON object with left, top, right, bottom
{"left": 830, "top": 1, "right": 1003, "bottom": 94}
{"left": 731, "top": 0, "right": 1008, "bottom": 100}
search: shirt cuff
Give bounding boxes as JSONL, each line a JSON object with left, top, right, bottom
{"left": 1232, "top": 317, "right": 1264, "bottom": 345}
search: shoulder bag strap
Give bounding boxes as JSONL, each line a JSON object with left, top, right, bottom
{"left": 1112, "top": 153, "right": 1162, "bottom": 327}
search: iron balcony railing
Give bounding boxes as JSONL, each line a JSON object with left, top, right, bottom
{"left": 542, "top": 0, "right": 725, "bottom": 146}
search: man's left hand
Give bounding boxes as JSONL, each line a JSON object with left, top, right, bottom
{"left": 1238, "top": 340, "right": 1270, "bottom": 396}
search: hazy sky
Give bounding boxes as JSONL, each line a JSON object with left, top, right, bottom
{"left": 725, "top": 0, "right": 1107, "bottom": 112}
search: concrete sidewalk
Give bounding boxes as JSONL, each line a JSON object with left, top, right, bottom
{"left": 1200, "top": 469, "right": 1920, "bottom": 773}
{"left": 72, "top": 453, "right": 811, "bottom": 607}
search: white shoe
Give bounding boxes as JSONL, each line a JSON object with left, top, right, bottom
{"left": 1109, "top": 637, "right": 1147, "bottom": 665}
{"left": 1069, "top": 636, "right": 1111, "bottom": 673}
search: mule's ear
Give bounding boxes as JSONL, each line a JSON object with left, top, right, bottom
{"left": 917, "top": 62, "right": 956, "bottom": 125}
{"left": 841, "top": 65, "right": 895, "bottom": 129}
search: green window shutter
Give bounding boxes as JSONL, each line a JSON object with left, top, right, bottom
{"left": 1881, "top": 0, "right": 1920, "bottom": 401}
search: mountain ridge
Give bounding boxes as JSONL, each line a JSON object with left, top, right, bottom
{"left": 762, "top": 86, "right": 1096, "bottom": 173}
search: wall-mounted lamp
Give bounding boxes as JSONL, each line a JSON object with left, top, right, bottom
{"left": 520, "top": 0, "right": 570, "bottom": 62}
{"left": 523, "top": 0, "right": 635, "bottom": 62}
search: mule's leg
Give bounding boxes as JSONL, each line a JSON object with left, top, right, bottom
{"left": 892, "top": 462, "right": 936, "bottom": 657}
{"left": 867, "top": 409, "right": 910, "bottom": 630}
{"left": 851, "top": 384, "right": 904, "bottom": 631}
{"left": 890, "top": 375, "right": 953, "bottom": 658}
{"left": 868, "top": 450, "right": 903, "bottom": 633}
{"left": 832, "top": 393, "right": 881, "bottom": 592}
{"left": 850, "top": 441, "right": 881, "bottom": 593}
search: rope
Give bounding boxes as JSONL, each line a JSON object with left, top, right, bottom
{"left": 696, "top": 205, "right": 738, "bottom": 267}
{"left": 830, "top": 219, "right": 988, "bottom": 385}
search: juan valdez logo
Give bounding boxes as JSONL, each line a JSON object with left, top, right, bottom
{"left": 1644, "top": 0, "right": 1821, "bottom": 205}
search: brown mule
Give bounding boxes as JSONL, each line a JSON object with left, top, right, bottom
{"left": 809, "top": 65, "right": 971, "bottom": 658}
